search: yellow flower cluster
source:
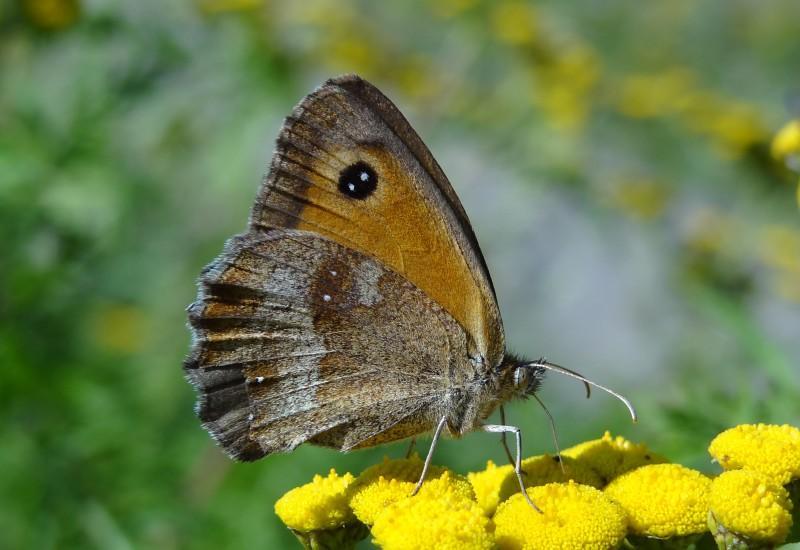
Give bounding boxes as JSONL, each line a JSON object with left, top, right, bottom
{"left": 274, "top": 424, "right": 800, "bottom": 549}
{"left": 615, "top": 68, "right": 767, "bottom": 157}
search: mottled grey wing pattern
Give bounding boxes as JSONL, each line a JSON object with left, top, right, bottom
{"left": 185, "top": 230, "right": 470, "bottom": 460}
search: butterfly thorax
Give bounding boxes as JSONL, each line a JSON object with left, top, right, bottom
{"left": 444, "top": 353, "right": 545, "bottom": 436}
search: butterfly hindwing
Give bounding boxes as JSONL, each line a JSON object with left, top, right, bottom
{"left": 185, "top": 230, "right": 471, "bottom": 459}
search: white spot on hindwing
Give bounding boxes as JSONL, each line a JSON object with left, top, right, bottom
{"left": 323, "top": 294, "right": 331, "bottom": 302}
{"left": 255, "top": 376, "right": 265, "bottom": 383}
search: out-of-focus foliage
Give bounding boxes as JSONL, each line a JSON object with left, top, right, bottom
{"left": 1, "top": 0, "right": 798, "bottom": 548}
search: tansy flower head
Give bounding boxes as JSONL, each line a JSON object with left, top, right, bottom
{"left": 274, "top": 469, "right": 356, "bottom": 531}
{"left": 562, "top": 431, "right": 667, "bottom": 483}
{"left": 709, "top": 469, "right": 793, "bottom": 546}
{"left": 493, "top": 481, "right": 626, "bottom": 550}
{"left": 468, "top": 455, "right": 602, "bottom": 517}
{"left": 347, "top": 455, "right": 469, "bottom": 525}
{"left": 604, "top": 463, "right": 711, "bottom": 537}
{"left": 468, "top": 460, "right": 517, "bottom": 516}
{"left": 709, "top": 423, "right": 800, "bottom": 485}
{"left": 521, "top": 454, "right": 604, "bottom": 489}
{"left": 371, "top": 471, "right": 494, "bottom": 550}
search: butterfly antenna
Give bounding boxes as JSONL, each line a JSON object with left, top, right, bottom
{"left": 531, "top": 393, "right": 565, "bottom": 474}
{"left": 528, "top": 358, "right": 638, "bottom": 422}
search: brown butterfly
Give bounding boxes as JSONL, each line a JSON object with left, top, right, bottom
{"left": 184, "top": 74, "right": 635, "bottom": 508}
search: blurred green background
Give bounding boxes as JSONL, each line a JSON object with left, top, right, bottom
{"left": 2, "top": 0, "right": 799, "bottom": 547}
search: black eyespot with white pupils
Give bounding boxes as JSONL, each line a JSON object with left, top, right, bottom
{"left": 338, "top": 161, "right": 377, "bottom": 200}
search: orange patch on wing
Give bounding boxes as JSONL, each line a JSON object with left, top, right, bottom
{"left": 294, "top": 145, "right": 496, "bottom": 356}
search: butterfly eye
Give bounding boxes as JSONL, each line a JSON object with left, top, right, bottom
{"left": 513, "top": 367, "right": 528, "bottom": 389}
{"left": 338, "top": 161, "right": 377, "bottom": 199}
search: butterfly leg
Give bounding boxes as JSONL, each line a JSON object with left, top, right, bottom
{"left": 499, "top": 406, "right": 514, "bottom": 466}
{"left": 483, "top": 423, "right": 541, "bottom": 513}
{"left": 404, "top": 437, "right": 417, "bottom": 459}
{"left": 411, "top": 416, "right": 447, "bottom": 496}
{"left": 499, "top": 406, "right": 527, "bottom": 475}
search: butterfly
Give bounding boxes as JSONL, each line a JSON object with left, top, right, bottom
{"left": 184, "top": 74, "right": 635, "bottom": 508}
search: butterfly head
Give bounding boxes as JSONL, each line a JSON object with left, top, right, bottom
{"left": 500, "top": 354, "right": 546, "bottom": 398}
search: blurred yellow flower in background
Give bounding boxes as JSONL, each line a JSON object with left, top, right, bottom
{"left": 709, "top": 424, "right": 800, "bottom": 485}
{"left": 490, "top": 1, "right": 538, "bottom": 46}
{"left": 771, "top": 120, "right": 800, "bottom": 160}
{"left": 709, "top": 470, "right": 793, "bottom": 546}
{"left": 22, "top": 0, "right": 80, "bottom": 30}
{"left": 615, "top": 68, "right": 767, "bottom": 157}
{"left": 562, "top": 431, "right": 667, "bottom": 484}
{"left": 617, "top": 68, "right": 695, "bottom": 119}
{"left": 90, "top": 304, "right": 148, "bottom": 355}
{"left": 607, "top": 179, "right": 672, "bottom": 221}
{"left": 771, "top": 119, "right": 800, "bottom": 208}
{"left": 430, "top": 0, "right": 477, "bottom": 19}
{"left": 604, "top": 464, "right": 711, "bottom": 537}
{"left": 535, "top": 46, "right": 601, "bottom": 132}
{"left": 758, "top": 226, "right": 800, "bottom": 303}
{"left": 195, "top": 0, "right": 260, "bottom": 15}
{"left": 493, "top": 482, "right": 626, "bottom": 550}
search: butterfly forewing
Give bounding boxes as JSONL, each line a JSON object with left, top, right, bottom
{"left": 250, "top": 75, "right": 504, "bottom": 364}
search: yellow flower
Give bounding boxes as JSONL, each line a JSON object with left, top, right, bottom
{"left": 708, "top": 424, "right": 800, "bottom": 485}
{"left": 521, "top": 454, "right": 603, "bottom": 488}
{"left": 535, "top": 46, "right": 601, "bottom": 131}
{"left": 772, "top": 120, "right": 800, "bottom": 160}
{"left": 371, "top": 472, "right": 494, "bottom": 550}
{"left": 468, "top": 460, "right": 517, "bottom": 516}
{"left": 608, "top": 179, "right": 671, "bottom": 221}
{"left": 494, "top": 481, "right": 627, "bottom": 550}
{"left": 22, "top": 0, "right": 80, "bottom": 30}
{"left": 347, "top": 456, "right": 470, "bottom": 525}
{"left": 617, "top": 68, "right": 695, "bottom": 119}
{"left": 468, "top": 455, "right": 602, "bottom": 516}
{"left": 490, "top": 1, "right": 538, "bottom": 46}
{"left": 562, "top": 431, "right": 667, "bottom": 483}
{"left": 274, "top": 469, "right": 356, "bottom": 531}
{"left": 709, "top": 470, "right": 793, "bottom": 545}
{"left": 604, "top": 464, "right": 711, "bottom": 537}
